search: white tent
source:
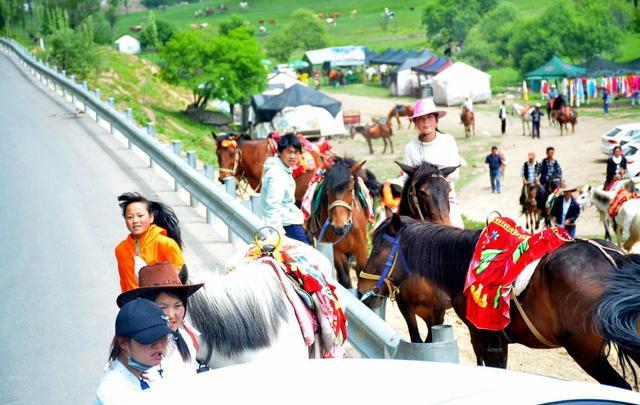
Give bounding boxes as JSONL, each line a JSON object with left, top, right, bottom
{"left": 253, "top": 106, "right": 346, "bottom": 139}
{"left": 263, "top": 72, "right": 305, "bottom": 95}
{"left": 303, "top": 46, "right": 366, "bottom": 67}
{"left": 431, "top": 62, "right": 491, "bottom": 106}
{"left": 389, "top": 57, "right": 431, "bottom": 97}
{"left": 114, "top": 35, "right": 140, "bottom": 55}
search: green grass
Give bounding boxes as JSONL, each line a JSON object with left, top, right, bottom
{"left": 322, "top": 83, "right": 393, "bottom": 98}
{"left": 615, "top": 31, "right": 640, "bottom": 63}
{"left": 486, "top": 66, "right": 520, "bottom": 93}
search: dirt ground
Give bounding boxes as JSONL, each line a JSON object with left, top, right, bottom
{"left": 328, "top": 92, "right": 639, "bottom": 384}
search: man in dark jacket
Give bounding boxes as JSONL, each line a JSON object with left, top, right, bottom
{"left": 531, "top": 103, "right": 543, "bottom": 139}
{"left": 550, "top": 186, "right": 580, "bottom": 238}
{"left": 539, "top": 146, "right": 562, "bottom": 191}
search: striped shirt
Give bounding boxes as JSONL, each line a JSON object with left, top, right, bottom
{"left": 521, "top": 161, "right": 541, "bottom": 183}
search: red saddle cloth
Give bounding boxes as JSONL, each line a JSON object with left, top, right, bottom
{"left": 608, "top": 188, "right": 639, "bottom": 217}
{"left": 464, "top": 217, "right": 572, "bottom": 330}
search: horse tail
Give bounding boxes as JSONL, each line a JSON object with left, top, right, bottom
{"left": 363, "top": 168, "right": 382, "bottom": 197}
{"left": 624, "top": 213, "right": 640, "bottom": 252}
{"left": 596, "top": 254, "right": 640, "bottom": 384}
{"left": 149, "top": 200, "right": 183, "bottom": 249}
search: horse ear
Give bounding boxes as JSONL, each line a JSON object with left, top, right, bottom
{"left": 441, "top": 165, "right": 460, "bottom": 178}
{"left": 232, "top": 134, "right": 241, "bottom": 141}
{"left": 211, "top": 131, "right": 218, "bottom": 140}
{"left": 395, "top": 161, "right": 414, "bottom": 176}
{"left": 351, "top": 161, "right": 366, "bottom": 174}
{"left": 389, "top": 213, "right": 402, "bottom": 235}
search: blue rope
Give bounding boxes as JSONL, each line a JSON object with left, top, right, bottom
{"left": 317, "top": 218, "right": 352, "bottom": 246}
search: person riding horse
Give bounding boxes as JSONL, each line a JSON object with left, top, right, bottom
{"left": 538, "top": 147, "right": 563, "bottom": 226}
{"left": 519, "top": 152, "right": 541, "bottom": 210}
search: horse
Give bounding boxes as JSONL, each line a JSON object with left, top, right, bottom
{"left": 387, "top": 105, "right": 414, "bottom": 129}
{"left": 593, "top": 179, "right": 640, "bottom": 252}
{"left": 461, "top": 107, "right": 475, "bottom": 138}
{"left": 537, "top": 175, "right": 562, "bottom": 228}
{"left": 359, "top": 162, "right": 454, "bottom": 343}
{"left": 349, "top": 123, "right": 393, "bottom": 154}
{"left": 521, "top": 184, "right": 540, "bottom": 231}
{"left": 307, "top": 157, "right": 375, "bottom": 288}
{"left": 546, "top": 99, "right": 556, "bottom": 126}
{"left": 212, "top": 132, "right": 321, "bottom": 202}
{"left": 551, "top": 108, "right": 578, "bottom": 135}
{"left": 511, "top": 103, "right": 533, "bottom": 136}
{"left": 364, "top": 214, "right": 640, "bottom": 389}
{"left": 187, "top": 260, "right": 312, "bottom": 369}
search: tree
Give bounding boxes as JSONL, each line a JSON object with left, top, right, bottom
{"left": 476, "top": 2, "right": 519, "bottom": 61}
{"left": 570, "top": 0, "right": 630, "bottom": 61}
{"left": 219, "top": 14, "right": 254, "bottom": 36}
{"left": 265, "top": 8, "right": 328, "bottom": 62}
{"left": 422, "top": 0, "right": 483, "bottom": 48}
{"left": 0, "top": 0, "right": 22, "bottom": 35}
{"left": 509, "top": 19, "right": 561, "bottom": 73}
{"left": 44, "top": 0, "right": 100, "bottom": 28}
{"left": 45, "top": 16, "right": 99, "bottom": 77}
{"left": 85, "top": 13, "right": 111, "bottom": 44}
{"left": 156, "top": 19, "right": 175, "bottom": 45}
{"left": 457, "top": 30, "right": 499, "bottom": 70}
{"left": 139, "top": 11, "right": 158, "bottom": 51}
{"left": 160, "top": 28, "right": 266, "bottom": 111}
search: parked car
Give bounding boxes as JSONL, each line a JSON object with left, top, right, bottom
{"left": 622, "top": 142, "right": 640, "bottom": 177}
{"left": 600, "top": 123, "right": 640, "bottom": 156}
{"left": 132, "top": 359, "right": 640, "bottom": 404}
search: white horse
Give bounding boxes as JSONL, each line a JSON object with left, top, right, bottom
{"left": 511, "top": 103, "right": 533, "bottom": 136}
{"left": 591, "top": 178, "right": 640, "bottom": 251}
{"left": 187, "top": 239, "right": 338, "bottom": 369}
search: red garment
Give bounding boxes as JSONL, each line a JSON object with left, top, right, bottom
{"left": 608, "top": 189, "right": 639, "bottom": 217}
{"left": 464, "top": 217, "right": 571, "bottom": 330}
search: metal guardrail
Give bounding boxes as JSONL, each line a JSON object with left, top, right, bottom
{"left": 0, "top": 37, "right": 458, "bottom": 361}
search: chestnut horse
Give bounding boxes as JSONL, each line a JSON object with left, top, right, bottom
{"left": 551, "top": 108, "right": 578, "bottom": 135}
{"left": 307, "top": 157, "right": 374, "bottom": 288}
{"left": 212, "top": 133, "right": 321, "bottom": 202}
{"left": 365, "top": 213, "right": 640, "bottom": 389}
{"left": 461, "top": 107, "right": 475, "bottom": 138}
{"left": 349, "top": 123, "right": 393, "bottom": 154}
{"left": 387, "top": 104, "right": 414, "bottom": 129}
{"left": 359, "top": 162, "right": 453, "bottom": 343}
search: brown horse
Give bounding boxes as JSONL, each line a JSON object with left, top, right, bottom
{"left": 521, "top": 184, "right": 540, "bottom": 231}
{"left": 359, "top": 162, "right": 453, "bottom": 343}
{"left": 307, "top": 157, "right": 373, "bottom": 288}
{"left": 551, "top": 108, "right": 578, "bottom": 135}
{"left": 349, "top": 124, "right": 393, "bottom": 154}
{"left": 364, "top": 214, "right": 640, "bottom": 389}
{"left": 387, "top": 104, "right": 414, "bottom": 129}
{"left": 461, "top": 107, "right": 475, "bottom": 137}
{"left": 211, "top": 133, "right": 321, "bottom": 202}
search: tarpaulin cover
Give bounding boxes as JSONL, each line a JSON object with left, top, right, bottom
{"left": 254, "top": 84, "right": 342, "bottom": 123}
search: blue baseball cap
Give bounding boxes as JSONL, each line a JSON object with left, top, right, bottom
{"left": 115, "top": 298, "right": 173, "bottom": 345}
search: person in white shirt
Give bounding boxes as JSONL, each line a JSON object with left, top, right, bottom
{"left": 95, "top": 299, "right": 173, "bottom": 405}
{"left": 116, "top": 263, "right": 205, "bottom": 380}
{"left": 498, "top": 100, "right": 507, "bottom": 135}
{"left": 394, "top": 97, "right": 464, "bottom": 227}
{"left": 463, "top": 96, "right": 473, "bottom": 112}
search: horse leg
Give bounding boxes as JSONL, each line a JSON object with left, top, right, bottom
{"left": 468, "top": 327, "right": 487, "bottom": 366}
{"left": 382, "top": 137, "right": 387, "bottom": 154}
{"left": 397, "top": 296, "right": 422, "bottom": 343}
{"left": 333, "top": 251, "right": 352, "bottom": 288}
{"left": 395, "top": 114, "right": 401, "bottom": 129}
{"left": 366, "top": 136, "right": 374, "bottom": 154}
{"left": 389, "top": 136, "right": 394, "bottom": 154}
{"left": 564, "top": 341, "right": 631, "bottom": 389}
{"left": 473, "top": 122, "right": 476, "bottom": 137}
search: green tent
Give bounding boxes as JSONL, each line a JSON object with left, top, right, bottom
{"left": 523, "top": 56, "right": 586, "bottom": 80}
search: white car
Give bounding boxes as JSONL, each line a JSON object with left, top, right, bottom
{"left": 132, "top": 359, "right": 640, "bottom": 404}
{"left": 622, "top": 142, "right": 640, "bottom": 177}
{"left": 600, "top": 123, "right": 640, "bottom": 156}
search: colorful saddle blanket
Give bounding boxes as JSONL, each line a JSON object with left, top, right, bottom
{"left": 267, "top": 133, "right": 319, "bottom": 179}
{"left": 464, "top": 217, "right": 572, "bottom": 330}
{"left": 245, "top": 242, "right": 347, "bottom": 358}
{"left": 608, "top": 188, "right": 639, "bottom": 217}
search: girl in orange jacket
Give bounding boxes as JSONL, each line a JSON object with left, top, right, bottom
{"left": 115, "top": 192, "right": 185, "bottom": 292}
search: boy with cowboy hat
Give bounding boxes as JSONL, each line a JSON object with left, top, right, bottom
{"left": 549, "top": 184, "right": 580, "bottom": 238}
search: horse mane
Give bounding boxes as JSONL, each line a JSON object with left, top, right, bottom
{"left": 187, "top": 261, "right": 291, "bottom": 359}
{"left": 375, "top": 216, "right": 481, "bottom": 294}
{"left": 325, "top": 156, "right": 357, "bottom": 194}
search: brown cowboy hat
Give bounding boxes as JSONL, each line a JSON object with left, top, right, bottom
{"left": 561, "top": 186, "right": 577, "bottom": 193}
{"left": 117, "top": 262, "right": 204, "bottom": 308}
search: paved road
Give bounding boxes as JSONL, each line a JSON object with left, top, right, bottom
{"left": 0, "top": 52, "right": 228, "bottom": 403}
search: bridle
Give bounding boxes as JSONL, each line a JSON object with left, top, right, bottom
{"left": 317, "top": 189, "right": 354, "bottom": 245}
{"left": 217, "top": 139, "right": 242, "bottom": 178}
{"left": 359, "top": 232, "right": 412, "bottom": 302}
{"left": 407, "top": 172, "right": 448, "bottom": 221}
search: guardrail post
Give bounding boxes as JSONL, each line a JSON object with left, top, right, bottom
{"left": 171, "top": 140, "right": 182, "bottom": 191}
{"left": 393, "top": 325, "right": 459, "bottom": 363}
{"left": 204, "top": 164, "right": 215, "bottom": 225}
{"left": 61, "top": 70, "right": 67, "bottom": 98}
{"left": 81, "top": 81, "right": 88, "bottom": 113}
{"left": 146, "top": 123, "right": 156, "bottom": 167}
{"left": 69, "top": 75, "right": 76, "bottom": 107}
{"left": 125, "top": 108, "right": 133, "bottom": 148}
{"left": 94, "top": 89, "right": 101, "bottom": 122}
{"left": 187, "top": 151, "right": 198, "bottom": 208}
{"left": 317, "top": 242, "right": 336, "bottom": 280}
{"left": 107, "top": 97, "right": 115, "bottom": 134}
{"left": 250, "top": 195, "right": 262, "bottom": 218}
{"left": 52, "top": 66, "right": 58, "bottom": 93}
{"left": 224, "top": 177, "right": 238, "bottom": 244}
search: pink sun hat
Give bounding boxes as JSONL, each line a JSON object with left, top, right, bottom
{"left": 411, "top": 98, "right": 447, "bottom": 120}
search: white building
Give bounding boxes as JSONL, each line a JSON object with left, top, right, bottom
{"left": 114, "top": 35, "right": 141, "bottom": 55}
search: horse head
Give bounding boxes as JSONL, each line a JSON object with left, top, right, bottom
{"left": 323, "top": 157, "right": 364, "bottom": 236}
{"left": 396, "top": 161, "right": 455, "bottom": 225}
{"left": 358, "top": 213, "right": 405, "bottom": 308}
{"left": 212, "top": 132, "right": 242, "bottom": 183}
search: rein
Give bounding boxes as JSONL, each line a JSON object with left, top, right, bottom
{"left": 407, "top": 172, "right": 447, "bottom": 221}
{"left": 317, "top": 197, "right": 354, "bottom": 245}
{"left": 218, "top": 146, "right": 242, "bottom": 177}
{"left": 359, "top": 233, "right": 412, "bottom": 302}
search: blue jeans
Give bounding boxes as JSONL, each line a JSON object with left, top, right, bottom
{"left": 604, "top": 102, "right": 609, "bottom": 115}
{"left": 490, "top": 171, "right": 501, "bottom": 193}
{"left": 284, "top": 225, "right": 311, "bottom": 245}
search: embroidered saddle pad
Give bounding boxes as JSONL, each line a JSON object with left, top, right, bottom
{"left": 464, "top": 217, "right": 572, "bottom": 330}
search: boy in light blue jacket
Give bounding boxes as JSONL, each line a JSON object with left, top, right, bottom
{"left": 260, "top": 134, "right": 310, "bottom": 244}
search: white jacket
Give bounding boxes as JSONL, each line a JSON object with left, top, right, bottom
{"left": 260, "top": 156, "right": 304, "bottom": 233}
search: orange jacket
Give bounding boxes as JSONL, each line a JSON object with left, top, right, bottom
{"left": 115, "top": 224, "right": 184, "bottom": 292}
{"left": 381, "top": 183, "right": 400, "bottom": 211}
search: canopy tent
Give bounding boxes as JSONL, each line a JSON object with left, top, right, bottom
{"left": 254, "top": 84, "right": 342, "bottom": 122}
{"left": 368, "top": 48, "right": 398, "bottom": 64}
{"left": 263, "top": 72, "right": 305, "bottom": 95}
{"left": 431, "top": 62, "right": 491, "bottom": 106}
{"left": 624, "top": 58, "right": 640, "bottom": 74}
{"left": 579, "top": 56, "right": 633, "bottom": 76}
{"left": 303, "top": 46, "right": 366, "bottom": 67}
{"left": 369, "top": 48, "right": 434, "bottom": 66}
{"left": 523, "top": 56, "right": 586, "bottom": 80}
{"left": 365, "top": 48, "right": 379, "bottom": 65}
{"left": 412, "top": 56, "right": 453, "bottom": 75}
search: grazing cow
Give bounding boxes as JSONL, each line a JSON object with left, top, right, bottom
{"left": 268, "top": 18, "right": 276, "bottom": 25}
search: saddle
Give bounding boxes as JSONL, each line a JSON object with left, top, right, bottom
{"left": 609, "top": 188, "right": 639, "bottom": 217}
{"left": 464, "top": 217, "right": 572, "bottom": 330}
